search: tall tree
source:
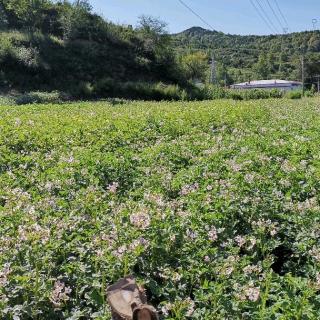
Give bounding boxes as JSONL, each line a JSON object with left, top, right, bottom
{"left": 181, "top": 52, "right": 208, "bottom": 82}
{"left": 253, "top": 54, "right": 272, "bottom": 79}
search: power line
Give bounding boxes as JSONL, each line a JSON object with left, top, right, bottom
{"left": 176, "top": 0, "right": 215, "bottom": 31}
{"left": 249, "top": 0, "right": 277, "bottom": 34}
{"left": 255, "top": 0, "right": 279, "bottom": 33}
{"left": 273, "top": 0, "right": 290, "bottom": 30}
{"left": 265, "top": 0, "right": 285, "bottom": 31}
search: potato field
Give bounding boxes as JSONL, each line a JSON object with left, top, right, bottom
{"left": 1, "top": 99, "right": 320, "bottom": 319}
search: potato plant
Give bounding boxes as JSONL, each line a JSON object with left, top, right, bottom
{"left": 1, "top": 99, "right": 320, "bottom": 319}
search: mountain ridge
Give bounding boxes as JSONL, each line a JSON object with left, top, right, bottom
{"left": 174, "top": 26, "right": 314, "bottom": 37}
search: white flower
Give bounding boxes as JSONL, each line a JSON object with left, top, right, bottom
{"left": 315, "top": 273, "right": 320, "bottom": 289}
{"left": 245, "top": 287, "right": 260, "bottom": 302}
{"left": 309, "top": 246, "right": 320, "bottom": 262}
{"left": 186, "top": 298, "right": 195, "bottom": 317}
{"left": 0, "top": 264, "right": 10, "bottom": 287}
{"left": 129, "top": 237, "right": 150, "bottom": 250}
{"left": 161, "top": 303, "right": 172, "bottom": 316}
{"left": 208, "top": 227, "right": 218, "bottom": 242}
{"left": 107, "top": 182, "right": 119, "bottom": 194}
{"left": 224, "top": 266, "right": 234, "bottom": 276}
{"left": 130, "top": 211, "right": 151, "bottom": 229}
{"left": 113, "top": 245, "right": 127, "bottom": 259}
{"left": 235, "top": 235, "right": 246, "bottom": 247}
{"left": 186, "top": 229, "right": 198, "bottom": 240}
{"left": 270, "top": 229, "right": 278, "bottom": 236}
{"left": 180, "top": 183, "right": 199, "bottom": 196}
{"left": 50, "top": 281, "right": 72, "bottom": 308}
{"left": 247, "top": 237, "right": 257, "bottom": 250}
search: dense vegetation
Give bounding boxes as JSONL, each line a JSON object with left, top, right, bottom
{"left": 173, "top": 27, "right": 320, "bottom": 85}
{"left": 0, "top": 0, "right": 188, "bottom": 98}
{"left": 1, "top": 98, "right": 320, "bottom": 319}
{"left": 1, "top": 0, "right": 319, "bottom": 100}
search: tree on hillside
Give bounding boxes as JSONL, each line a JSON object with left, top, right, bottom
{"left": 58, "top": 0, "right": 98, "bottom": 40}
{"left": 253, "top": 53, "right": 272, "bottom": 79}
{"left": 136, "top": 15, "right": 170, "bottom": 55}
{"left": 136, "top": 15, "right": 185, "bottom": 83}
{"left": 0, "top": 3, "right": 8, "bottom": 29}
{"left": 0, "top": 0, "right": 50, "bottom": 31}
{"left": 181, "top": 52, "right": 208, "bottom": 83}
{"left": 216, "top": 62, "right": 233, "bottom": 86}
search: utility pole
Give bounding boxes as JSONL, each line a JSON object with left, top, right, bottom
{"left": 301, "top": 56, "right": 305, "bottom": 96}
{"left": 279, "top": 28, "right": 288, "bottom": 74}
{"left": 210, "top": 53, "right": 216, "bottom": 85}
{"left": 312, "top": 19, "right": 318, "bottom": 31}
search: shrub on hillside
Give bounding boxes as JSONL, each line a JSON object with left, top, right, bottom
{"left": 285, "top": 90, "right": 302, "bottom": 99}
{"left": 227, "top": 88, "right": 284, "bottom": 100}
{"left": 14, "top": 91, "right": 66, "bottom": 105}
{"left": 93, "top": 80, "right": 185, "bottom": 101}
{"left": 93, "top": 78, "right": 117, "bottom": 97}
{"left": 73, "top": 82, "right": 94, "bottom": 98}
{"left": 154, "top": 82, "right": 182, "bottom": 100}
{"left": 0, "top": 95, "right": 15, "bottom": 105}
{"left": 194, "top": 86, "right": 284, "bottom": 101}
{"left": 201, "top": 85, "right": 227, "bottom": 100}
{"left": 304, "top": 90, "right": 315, "bottom": 98}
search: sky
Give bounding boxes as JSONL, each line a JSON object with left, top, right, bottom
{"left": 89, "top": 0, "right": 320, "bottom": 35}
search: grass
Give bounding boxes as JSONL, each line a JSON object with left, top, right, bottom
{"left": 1, "top": 98, "right": 320, "bottom": 319}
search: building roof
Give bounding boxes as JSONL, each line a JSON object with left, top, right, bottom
{"left": 232, "top": 79, "right": 302, "bottom": 87}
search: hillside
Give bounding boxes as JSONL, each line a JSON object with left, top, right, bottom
{"left": 1, "top": 0, "right": 320, "bottom": 99}
{"left": 0, "top": 1, "right": 187, "bottom": 99}
{"left": 172, "top": 27, "right": 320, "bottom": 84}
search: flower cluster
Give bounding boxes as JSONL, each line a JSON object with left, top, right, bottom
{"left": 50, "top": 281, "right": 72, "bottom": 309}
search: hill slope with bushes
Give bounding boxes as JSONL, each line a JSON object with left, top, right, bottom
{"left": 0, "top": 1, "right": 187, "bottom": 99}
{"left": 1, "top": 0, "right": 320, "bottom": 99}
{"left": 172, "top": 27, "right": 320, "bottom": 84}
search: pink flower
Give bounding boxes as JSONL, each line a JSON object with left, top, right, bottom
{"left": 245, "top": 287, "right": 260, "bottom": 302}
{"left": 235, "top": 235, "right": 246, "bottom": 247}
{"left": 50, "top": 281, "right": 72, "bottom": 309}
{"left": 224, "top": 266, "right": 234, "bottom": 276}
{"left": 107, "top": 182, "right": 119, "bottom": 194}
{"left": 208, "top": 227, "right": 218, "bottom": 242}
{"left": 129, "top": 237, "right": 150, "bottom": 250}
{"left": 186, "top": 298, "right": 195, "bottom": 316}
{"left": 130, "top": 211, "right": 151, "bottom": 229}
{"left": 0, "top": 264, "right": 10, "bottom": 287}
{"left": 186, "top": 229, "right": 198, "bottom": 240}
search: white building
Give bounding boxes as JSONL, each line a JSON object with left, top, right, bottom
{"left": 231, "top": 79, "right": 302, "bottom": 91}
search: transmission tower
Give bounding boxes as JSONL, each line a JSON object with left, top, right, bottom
{"left": 210, "top": 54, "right": 217, "bottom": 85}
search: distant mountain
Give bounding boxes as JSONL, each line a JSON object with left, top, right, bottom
{"left": 172, "top": 27, "right": 320, "bottom": 84}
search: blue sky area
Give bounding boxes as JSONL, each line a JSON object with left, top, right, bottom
{"left": 90, "top": 0, "right": 320, "bottom": 35}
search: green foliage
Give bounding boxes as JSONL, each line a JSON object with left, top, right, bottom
{"left": 180, "top": 51, "right": 209, "bottom": 82}
{"left": 173, "top": 27, "right": 320, "bottom": 84}
{"left": 195, "top": 85, "right": 284, "bottom": 101}
{"left": 253, "top": 53, "right": 273, "bottom": 79}
{"left": 285, "top": 90, "right": 303, "bottom": 99}
{"left": 304, "top": 90, "right": 315, "bottom": 98}
{"left": 93, "top": 81, "right": 185, "bottom": 101}
{"left": 1, "top": 99, "right": 320, "bottom": 319}
{"left": 0, "top": 1, "right": 189, "bottom": 99}
{"left": 14, "top": 90, "right": 65, "bottom": 105}
{"left": 232, "top": 88, "right": 284, "bottom": 100}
